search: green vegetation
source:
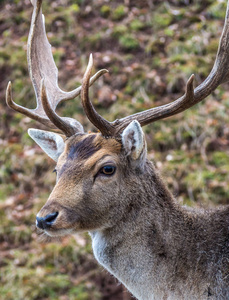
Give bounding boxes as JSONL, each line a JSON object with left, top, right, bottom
{"left": 0, "top": 0, "right": 229, "bottom": 299}
{"left": 130, "top": 19, "right": 145, "bottom": 31}
{"left": 119, "top": 34, "right": 139, "bottom": 51}
{"left": 100, "top": 5, "right": 110, "bottom": 18}
{"left": 112, "top": 5, "right": 126, "bottom": 21}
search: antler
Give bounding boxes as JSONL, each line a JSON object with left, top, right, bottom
{"left": 81, "top": 0, "right": 229, "bottom": 137}
{"left": 6, "top": 0, "right": 107, "bottom": 136}
{"left": 81, "top": 54, "right": 115, "bottom": 136}
{"left": 7, "top": 0, "right": 229, "bottom": 138}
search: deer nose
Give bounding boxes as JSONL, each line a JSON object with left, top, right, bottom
{"left": 36, "top": 212, "right": 59, "bottom": 230}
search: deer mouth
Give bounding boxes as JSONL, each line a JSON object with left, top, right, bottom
{"left": 42, "top": 227, "right": 74, "bottom": 237}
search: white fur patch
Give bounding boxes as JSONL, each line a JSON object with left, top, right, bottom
{"left": 28, "top": 128, "right": 65, "bottom": 161}
{"left": 121, "top": 120, "right": 145, "bottom": 160}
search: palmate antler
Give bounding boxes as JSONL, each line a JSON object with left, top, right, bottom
{"left": 6, "top": 0, "right": 107, "bottom": 137}
{"left": 6, "top": 0, "right": 229, "bottom": 138}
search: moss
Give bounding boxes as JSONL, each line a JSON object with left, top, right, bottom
{"left": 211, "top": 151, "right": 229, "bottom": 167}
{"left": 100, "top": 5, "right": 111, "bottom": 17}
{"left": 3, "top": 29, "right": 11, "bottom": 38}
{"left": 152, "top": 2, "right": 174, "bottom": 29}
{"left": 112, "top": 5, "right": 126, "bottom": 21}
{"left": 164, "top": 27, "right": 174, "bottom": 37}
{"left": 119, "top": 34, "right": 139, "bottom": 51}
{"left": 152, "top": 12, "right": 173, "bottom": 28}
{"left": 130, "top": 19, "right": 145, "bottom": 31}
{"left": 70, "top": 3, "right": 80, "bottom": 13}
{"left": 207, "top": 1, "right": 227, "bottom": 19}
{"left": 112, "top": 24, "right": 128, "bottom": 37}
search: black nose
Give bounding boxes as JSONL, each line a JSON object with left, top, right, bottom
{"left": 36, "top": 212, "right": 59, "bottom": 230}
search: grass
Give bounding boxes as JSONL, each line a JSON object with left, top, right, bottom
{"left": 0, "top": 0, "right": 229, "bottom": 298}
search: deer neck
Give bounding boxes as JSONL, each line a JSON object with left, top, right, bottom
{"left": 89, "top": 160, "right": 187, "bottom": 299}
{"left": 90, "top": 159, "right": 229, "bottom": 300}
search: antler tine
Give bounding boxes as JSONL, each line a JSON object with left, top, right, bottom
{"left": 81, "top": 54, "right": 115, "bottom": 137}
{"left": 41, "top": 79, "right": 83, "bottom": 137}
{"left": 7, "top": 0, "right": 107, "bottom": 134}
{"left": 6, "top": 81, "right": 53, "bottom": 128}
{"left": 111, "top": 0, "right": 229, "bottom": 135}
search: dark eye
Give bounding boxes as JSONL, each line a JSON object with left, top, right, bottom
{"left": 100, "top": 165, "right": 116, "bottom": 176}
{"left": 53, "top": 169, "right": 57, "bottom": 174}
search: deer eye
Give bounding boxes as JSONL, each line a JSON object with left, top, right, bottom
{"left": 100, "top": 165, "right": 116, "bottom": 176}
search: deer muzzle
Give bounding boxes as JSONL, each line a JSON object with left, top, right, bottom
{"left": 36, "top": 211, "right": 59, "bottom": 230}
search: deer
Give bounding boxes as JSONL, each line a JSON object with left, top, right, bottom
{"left": 6, "top": 0, "right": 229, "bottom": 299}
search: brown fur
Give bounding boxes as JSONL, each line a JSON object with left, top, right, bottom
{"left": 37, "top": 132, "right": 229, "bottom": 300}
{"left": 38, "top": 133, "right": 123, "bottom": 232}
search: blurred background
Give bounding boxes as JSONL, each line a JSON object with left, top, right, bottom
{"left": 1, "top": 0, "right": 229, "bottom": 299}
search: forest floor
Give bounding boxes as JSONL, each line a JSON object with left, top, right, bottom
{"left": 0, "top": 0, "right": 229, "bottom": 299}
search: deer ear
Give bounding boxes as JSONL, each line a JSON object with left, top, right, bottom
{"left": 121, "top": 120, "right": 147, "bottom": 166}
{"left": 28, "top": 129, "right": 65, "bottom": 162}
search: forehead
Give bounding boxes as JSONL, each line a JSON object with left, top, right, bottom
{"left": 60, "top": 133, "right": 122, "bottom": 167}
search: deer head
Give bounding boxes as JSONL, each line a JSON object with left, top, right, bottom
{"left": 6, "top": 0, "right": 229, "bottom": 238}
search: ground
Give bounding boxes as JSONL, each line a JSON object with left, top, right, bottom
{"left": 0, "top": 0, "right": 229, "bottom": 299}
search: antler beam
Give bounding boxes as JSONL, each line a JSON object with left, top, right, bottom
{"left": 81, "top": 0, "right": 229, "bottom": 137}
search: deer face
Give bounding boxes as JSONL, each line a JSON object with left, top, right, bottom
{"left": 29, "top": 121, "right": 146, "bottom": 237}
